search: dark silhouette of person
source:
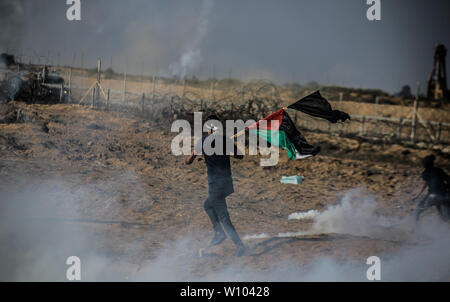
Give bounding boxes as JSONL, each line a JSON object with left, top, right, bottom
{"left": 413, "top": 154, "right": 450, "bottom": 223}
{"left": 184, "top": 114, "right": 246, "bottom": 256}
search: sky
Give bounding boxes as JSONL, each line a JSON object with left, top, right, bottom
{"left": 1, "top": 0, "right": 449, "bottom": 93}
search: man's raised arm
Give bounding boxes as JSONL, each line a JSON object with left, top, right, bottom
{"left": 184, "top": 150, "right": 196, "bottom": 165}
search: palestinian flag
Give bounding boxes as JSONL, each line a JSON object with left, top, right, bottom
{"left": 288, "top": 91, "right": 350, "bottom": 123}
{"left": 246, "top": 108, "right": 320, "bottom": 160}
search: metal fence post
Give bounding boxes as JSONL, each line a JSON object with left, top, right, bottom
{"left": 375, "top": 96, "right": 379, "bottom": 116}
{"left": 96, "top": 59, "right": 101, "bottom": 103}
{"left": 59, "top": 83, "right": 64, "bottom": 103}
{"left": 360, "top": 116, "right": 366, "bottom": 136}
{"left": 436, "top": 123, "right": 442, "bottom": 144}
{"left": 375, "top": 96, "right": 380, "bottom": 129}
{"left": 396, "top": 118, "right": 403, "bottom": 140}
{"left": 410, "top": 82, "right": 420, "bottom": 144}
{"left": 151, "top": 74, "right": 156, "bottom": 102}
{"left": 92, "top": 87, "right": 96, "bottom": 108}
{"left": 68, "top": 67, "right": 72, "bottom": 103}
{"left": 97, "top": 58, "right": 101, "bottom": 83}
{"left": 123, "top": 68, "right": 127, "bottom": 103}
{"left": 210, "top": 81, "right": 214, "bottom": 101}
{"left": 106, "top": 89, "right": 110, "bottom": 110}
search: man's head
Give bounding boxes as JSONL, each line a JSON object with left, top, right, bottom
{"left": 422, "top": 154, "right": 436, "bottom": 169}
{"left": 205, "top": 114, "right": 221, "bottom": 134}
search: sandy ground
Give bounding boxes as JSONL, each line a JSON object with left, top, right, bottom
{"left": 1, "top": 102, "right": 449, "bottom": 281}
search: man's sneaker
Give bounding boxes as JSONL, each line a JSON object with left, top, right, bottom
{"left": 209, "top": 231, "right": 227, "bottom": 247}
{"left": 235, "top": 245, "right": 246, "bottom": 257}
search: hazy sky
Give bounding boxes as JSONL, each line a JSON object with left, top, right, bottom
{"left": 1, "top": 0, "right": 449, "bottom": 93}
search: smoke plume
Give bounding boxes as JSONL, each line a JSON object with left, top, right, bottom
{"left": 169, "top": 0, "right": 213, "bottom": 79}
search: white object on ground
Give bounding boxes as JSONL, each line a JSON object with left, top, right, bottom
{"left": 243, "top": 233, "right": 270, "bottom": 240}
{"left": 280, "top": 175, "right": 304, "bottom": 185}
{"left": 243, "top": 231, "right": 312, "bottom": 241}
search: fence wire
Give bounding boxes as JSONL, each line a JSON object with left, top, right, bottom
{"left": 63, "top": 70, "right": 450, "bottom": 148}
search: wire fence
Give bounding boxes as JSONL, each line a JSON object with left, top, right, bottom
{"left": 50, "top": 62, "right": 450, "bottom": 149}
{"left": 295, "top": 110, "right": 450, "bottom": 146}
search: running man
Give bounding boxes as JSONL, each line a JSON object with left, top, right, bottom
{"left": 184, "top": 114, "right": 246, "bottom": 256}
{"left": 413, "top": 154, "right": 450, "bottom": 223}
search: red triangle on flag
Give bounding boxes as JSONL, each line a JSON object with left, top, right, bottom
{"left": 246, "top": 108, "right": 285, "bottom": 130}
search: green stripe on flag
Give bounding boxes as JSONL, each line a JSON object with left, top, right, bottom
{"left": 248, "top": 129, "right": 297, "bottom": 159}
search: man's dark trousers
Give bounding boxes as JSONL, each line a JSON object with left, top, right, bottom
{"left": 203, "top": 191, "right": 243, "bottom": 247}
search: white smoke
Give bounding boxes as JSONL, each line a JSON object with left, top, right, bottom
{"left": 309, "top": 188, "right": 411, "bottom": 240}
{"left": 243, "top": 233, "right": 270, "bottom": 240}
{"left": 238, "top": 189, "right": 450, "bottom": 281}
{"left": 288, "top": 209, "right": 320, "bottom": 220}
{"left": 245, "top": 188, "right": 410, "bottom": 241}
{"left": 169, "top": 0, "right": 213, "bottom": 79}
{"left": 2, "top": 179, "right": 450, "bottom": 281}
{"left": 0, "top": 171, "right": 152, "bottom": 281}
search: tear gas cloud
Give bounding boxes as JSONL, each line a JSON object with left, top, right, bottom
{"left": 1, "top": 180, "right": 449, "bottom": 281}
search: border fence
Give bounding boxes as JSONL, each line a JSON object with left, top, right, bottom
{"left": 16, "top": 58, "right": 450, "bottom": 149}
